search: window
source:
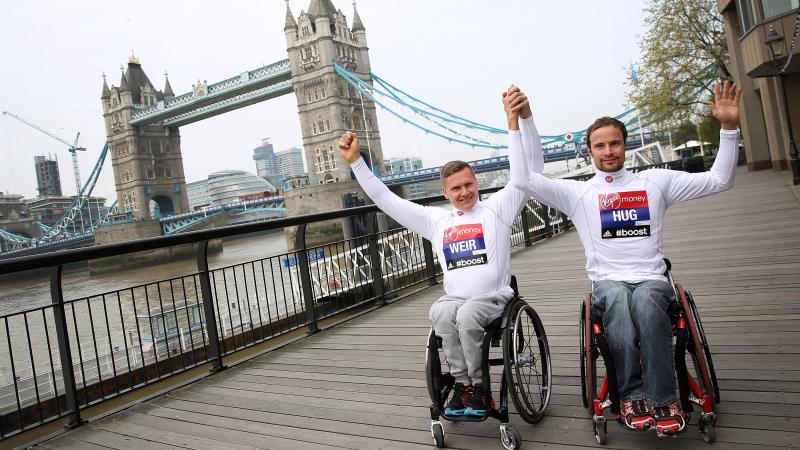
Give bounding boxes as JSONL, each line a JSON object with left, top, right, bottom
{"left": 736, "top": 0, "right": 758, "bottom": 32}
{"left": 762, "top": 0, "right": 799, "bottom": 19}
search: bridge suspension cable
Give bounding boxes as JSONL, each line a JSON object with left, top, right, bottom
{"left": 333, "top": 62, "right": 647, "bottom": 152}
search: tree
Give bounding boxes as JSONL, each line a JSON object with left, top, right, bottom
{"left": 697, "top": 112, "right": 721, "bottom": 149}
{"left": 628, "top": 0, "right": 729, "bottom": 127}
{"left": 672, "top": 121, "right": 699, "bottom": 147}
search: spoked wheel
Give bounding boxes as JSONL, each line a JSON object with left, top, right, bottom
{"left": 431, "top": 421, "right": 445, "bottom": 448}
{"left": 503, "top": 303, "right": 552, "bottom": 424}
{"left": 677, "top": 285, "right": 716, "bottom": 412}
{"left": 593, "top": 416, "right": 608, "bottom": 445}
{"left": 500, "top": 425, "right": 522, "bottom": 450}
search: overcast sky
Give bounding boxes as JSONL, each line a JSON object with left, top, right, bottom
{"left": 0, "top": 1, "right": 645, "bottom": 201}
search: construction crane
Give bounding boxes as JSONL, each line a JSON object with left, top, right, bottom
{"left": 2, "top": 110, "right": 86, "bottom": 193}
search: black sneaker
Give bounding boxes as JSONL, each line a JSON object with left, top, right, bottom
{"left": 444, "top": 382, "right": 467, "bottom": 416}
{"left": 465, "top": 383, "right": 493, "bottom": 417}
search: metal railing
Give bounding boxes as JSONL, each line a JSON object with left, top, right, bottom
{"left": 0, "top": 161, "right": 678, "bottom": 440}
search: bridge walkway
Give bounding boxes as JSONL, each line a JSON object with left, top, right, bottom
{"left": 32, "top": 168, "right": 800, "bottom": 449}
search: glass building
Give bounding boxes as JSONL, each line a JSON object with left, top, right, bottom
{"left": 206, "top": 170, "right": 277, "bottom": 206}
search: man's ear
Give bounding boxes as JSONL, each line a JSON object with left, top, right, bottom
{"left": 441, "top": 186, "right": 448, "bottom": 199}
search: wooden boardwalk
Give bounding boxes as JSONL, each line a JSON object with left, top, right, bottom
{"left": 33, "top": 168, "right": 800, "bottom": 450}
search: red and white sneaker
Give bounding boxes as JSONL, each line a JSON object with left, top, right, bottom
{"left": 620, "top": 399, "right": 654, "bottom": 430}
{"left": 654, "top": 402, "right": 686, "bottom": 435}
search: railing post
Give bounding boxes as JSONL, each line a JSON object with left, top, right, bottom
{"left": 366, "top": 214, "right": 386, "bottom": 306}
{"left": 561, "top": 211, "right": 571, "bottom": 232}
{"left": 542, "top": 205, "right": 553, "bottom": 239}
{"left": 520, "top": 204, "right": 532, "bottom": 247}
{"left": 295, "top": 224, "right": 319, "bottom": 334}
{"left": 197, "top": 240, "right": 226, "bottom": 373}
{"left": 422, "top": 239, "right": 438, "bottom": 285}
{"left": 50, "top": 265, "right": 86, "bottom": 429}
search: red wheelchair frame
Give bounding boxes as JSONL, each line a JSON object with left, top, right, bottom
{"left": 579, "top": 262, "right": 720, "bottom": 444}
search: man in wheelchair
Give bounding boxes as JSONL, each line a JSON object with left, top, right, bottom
{"left": 507, "top": 81, "right": 741, "bottom": 436}
{"left": 338, "top": 85, "right": 541, "bottom": 418}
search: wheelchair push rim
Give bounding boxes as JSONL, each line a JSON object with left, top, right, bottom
{"left": 503, "top": 302, "right": 552, "bottom": 423}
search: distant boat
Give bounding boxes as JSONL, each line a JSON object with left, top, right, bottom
{"left": 138, "top": 299, "right": 206, "bottom": 356}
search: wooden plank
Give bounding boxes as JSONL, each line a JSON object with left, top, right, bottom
{"left": 36, "top": 169, "right": 800, "bottom": 449}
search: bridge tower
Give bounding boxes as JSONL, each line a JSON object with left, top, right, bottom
{"left": 101, "top": 54, "right": 189, "bottom": 219}
{"left": 285, "top": 0, "right": 385, "bottom": 185}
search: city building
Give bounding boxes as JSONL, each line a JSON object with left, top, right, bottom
{"left": 206, "top": 170, "right": 277, "bottom": 206}
{"left": 274, "top": 147, "right": 306, "bottom": 181}
{"left": 383, "top": 156, "right": 427, "bottom": 198}
{"left": 253, "top": 139, "right": 279, "bottom": 187}
{"left": 382, "top": 156, "right": 423, "bottom": 174}
{"left": 25, "top": 196, "right": 107, "bottom": 231}
{"left": 718, "top": 0, "right": 799, "bottom": 172}
{"left": 186, "top": 180, "right": 210, "bottom": 211}
{"left": 285, "top": 174, "right": 310, "bottom": 190}
{"left": 253, "top": 142, "right": 306, "bottom": 191}
{"left": 34, "top": 155, "right": 62, "bottom": 197}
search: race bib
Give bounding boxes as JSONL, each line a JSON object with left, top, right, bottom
{"left": 442, "top": 223, "right": 488, "bottom": 270}
{"left": 599, "top": 191, "right": 651, "bottom": 239}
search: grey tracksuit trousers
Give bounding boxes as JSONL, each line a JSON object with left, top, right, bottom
{"left": 428, "top": 287, "right": 513, "bottom": 385}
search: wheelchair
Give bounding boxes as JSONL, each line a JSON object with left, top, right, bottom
{"left": 425, "top": 276, "right": 552, "bottom": 449}
{"left": 579, "top": 259, "right": 720, "bottom": 444}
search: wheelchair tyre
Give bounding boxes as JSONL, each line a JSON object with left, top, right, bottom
{"left": 699, "top": 414, "right": 717, "bottom": 444}
{"left": 582, "top": 295, "right": 596, "bottom": 415}
{"left": 579, "top": 300, "right": 588, "bottom": 409}
{"left": 677, "top": 285, "right": 716, "bottom": 411}
{"left": 686, "top": 289, "right": 721, "bottom": 403}
{"left": 425, "top": 331, "right": 439, "bottom": 405}
{"left": 431, "top": 422, "right": 445, "bottom": 448}
{"left": 501, "top": 426, "right": 522, "bottom": 450}
{"left": 503, "top": 303, "right": 552, "bottom": 424}
{"left": 593, "top": 416, "right": 607, "bottom": 445}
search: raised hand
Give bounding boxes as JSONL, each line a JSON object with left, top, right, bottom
{"left": 338, "top": 131, "right": 360, "bottom": 163}
{"left": 502, "top": 84, "right": 532, "bottom": 131}
{"left": 708, "top": 80, "right": 741, "bottom": 130}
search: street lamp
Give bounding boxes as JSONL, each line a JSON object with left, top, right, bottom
{"left": 765, "top": 26, "right": 800, "bottom": 185}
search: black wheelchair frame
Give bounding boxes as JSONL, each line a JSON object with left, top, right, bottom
{"left": 426, "top": 276, "right": 552, "bottom": 449}
{"left": 579, "top": 259, "right": 721, "bottom": 444}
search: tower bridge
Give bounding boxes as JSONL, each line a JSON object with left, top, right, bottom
{"left": 1, "top": 0, "right": 662, "bottom": 256}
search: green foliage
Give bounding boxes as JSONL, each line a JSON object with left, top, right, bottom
{"left": 672, "top": 121, "right": 699, "bottom": 146}
{"left": 697, "top": 112, "right": 721, "bottom": 148}
{"left": 628, "top": 0, "right": 730, "bottom": 127}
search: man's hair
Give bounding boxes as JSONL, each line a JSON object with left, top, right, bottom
{"left": 586, "top": 116, "right": 628, "bottom": 148}
{"left": 440, "top": 160, "right": 475, "bottom": 184}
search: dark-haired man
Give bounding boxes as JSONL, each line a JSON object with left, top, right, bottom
{"left": 338, "top": 86, "right": 539, "bottom": 417}
{"left": 507, "top": 81, "right": 741, "bottom": 435}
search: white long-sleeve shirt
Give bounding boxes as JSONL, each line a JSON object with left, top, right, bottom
{"left": 509, "top": 121, "right": 740, "bottom": 283}
{"left": 349, "top": 116, "right": 543, "bottom": 298}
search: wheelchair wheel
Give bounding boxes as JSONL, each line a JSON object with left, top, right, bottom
{"left": 425, "top": 330, "right": 439, "bottom": 404}
{"left": 685, "top": 288, "right": 721, "bottom": 403}
{"left": 677, "top": 285, "right": 716, "bottom": 410}
{"left": 503, "top": 302, "right": 552, "bottom": 424}
{"left": 501, "top": 425, "right": 522, "bottom": 450}
{"left": 581, "top": 294, "right": 596, "bottom": 414}
{"left": 579, "top": 299, "right": 588, "bottom": 409}
{"left": 431, "top": 421, "right": 445, "bottom": 448}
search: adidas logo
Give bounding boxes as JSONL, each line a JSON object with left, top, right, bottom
{"left": 447, "top": 262, "right": 454, "bottom": 270}
{"left": 603, "top": 230, "right": 612, "bottom": 238}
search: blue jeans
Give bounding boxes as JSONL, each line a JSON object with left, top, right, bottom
{"left": 591, "top": 280, "right": 677, "bottom": 407}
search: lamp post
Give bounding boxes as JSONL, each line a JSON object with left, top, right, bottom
{"left": 765, "top": 26, "right": 800, "bottom": 185}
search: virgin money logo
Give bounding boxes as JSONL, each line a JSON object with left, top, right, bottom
{"left": 443, "top": 225, "right": 483, "bottom": 243}
{"left": 605, "top": 176, "right": 614, "bottom": 183}
{"left": 599, "top": 193, "right": 621, "bottom": 209}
